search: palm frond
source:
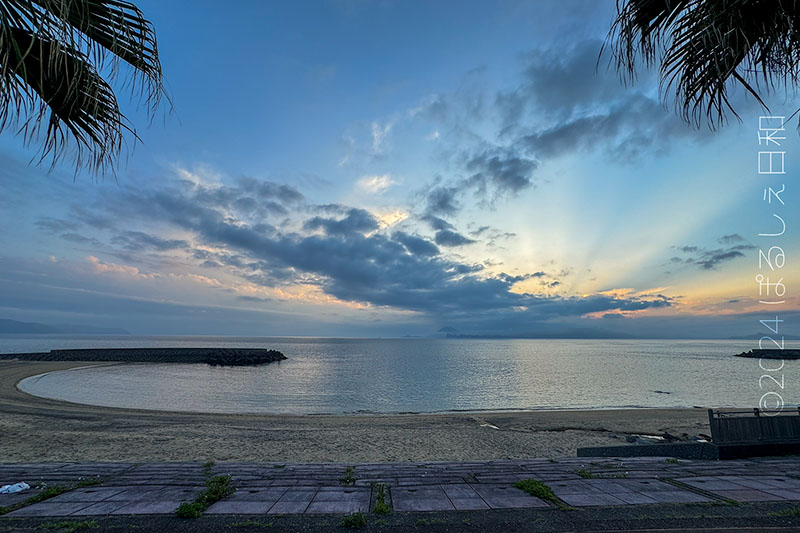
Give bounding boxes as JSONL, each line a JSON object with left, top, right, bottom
{"left": 0, "top": 0, "right": 166, "bottom": 174}
{"left": 605, "top": 0, "right": 800, "bottom": 128}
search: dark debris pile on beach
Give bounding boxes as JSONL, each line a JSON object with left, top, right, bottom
{"left": 734, "top": 349, "right": 800, "bottom": 360}
{"left": 0, "top": 348, "right": 287, "bottom": 366}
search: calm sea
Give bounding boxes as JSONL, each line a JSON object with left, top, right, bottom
{"left": 2, "top": 335, "right": 796, "bottom": 414}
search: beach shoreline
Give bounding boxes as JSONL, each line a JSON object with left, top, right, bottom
{"left": 0, "top": 360, "right": 711, "bottom": 463}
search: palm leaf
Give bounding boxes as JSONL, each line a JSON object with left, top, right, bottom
{"left": 0, "top": 0, "right": 165, "bottom": 174}
{"left": 605, "top": 0, "right": 800, "bottom": 127}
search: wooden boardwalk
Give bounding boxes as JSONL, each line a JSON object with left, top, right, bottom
{"left": 3, "top": 456, "right": 800, "bottom": 517}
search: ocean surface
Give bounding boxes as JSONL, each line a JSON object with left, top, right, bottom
{"left": 2, "top": 335, "right": 796, "bottom": 414}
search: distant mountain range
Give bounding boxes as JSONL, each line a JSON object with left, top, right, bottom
{"left": 0, "top": 319, "right": 129, "bottom": 335}
{"left": 728, "top": 333, "right": 800, "bottom": 340}
{"left": 436, "top": 326, "right": 636, "bottom": 339}
{"left": 434, "top": 326, "right": 800, "bottom": 340}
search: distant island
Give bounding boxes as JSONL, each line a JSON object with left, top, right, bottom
{"left": 734, "top": 349, "right": 800, "bottom": 360}
{"left": 0, "top": 348, "right": 286, "bottom": 366}
{"left": 0, "top": 319, "right": 129, "bottom": 335}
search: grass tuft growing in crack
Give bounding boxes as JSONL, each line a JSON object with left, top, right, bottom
{"left": 374, "top": 483, "right": 390, "bottom": 514}
{"left": 339, "top": 466, "right": 356, "bottom": 486}
{"left": 176, "top": 475, "right": 235, "bottom": 518}
{"left": 514, "top": 479, "right": 573, "bottom": 510}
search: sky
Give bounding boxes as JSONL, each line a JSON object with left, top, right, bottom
{"left": 0, "top": 0, "right": 798, "bottom": 338}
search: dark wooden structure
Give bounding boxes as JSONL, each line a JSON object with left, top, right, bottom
{"left": 707, "top": 408, "right": 800, "bottom": 458}
{"left": 578, "top": 408, "right": 800, "bottom": 460}
{"left": 709, "top": 408, "right": 800, "bottom": 444}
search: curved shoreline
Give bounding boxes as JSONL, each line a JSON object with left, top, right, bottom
{"left": 17, "top": 363, "right": 709, "bottom": 416}
{"left": 0, "top": 360, "right": 712, "bottom": 463}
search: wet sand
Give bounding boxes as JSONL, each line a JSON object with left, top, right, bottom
{"left": 0, "top": 361, "right": 711, "bottom": 463}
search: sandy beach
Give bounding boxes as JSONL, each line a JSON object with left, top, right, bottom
{"left": 0, "top": 361, "right": 711, "bottom": 463}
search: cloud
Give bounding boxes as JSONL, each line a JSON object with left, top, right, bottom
{"left": 509, "top": 40, "right": 639, "bottom": 122}
{"left": 236, "top": 176, "right": 305, "bottom": 205}
{"left": 304, "top": 208, "right": 380, "bottom": 235}
{"left": 51, "top": 176, "right": 678, "bottom": 324}
{"left": 718, "top": 234, "right": 745, "bottom": 245}
{"left": 111, "top": 231, "right": 189, "bottom": 252}
{"left": 356, "top": 174, "right": 394, "bottom": 194}
{"left": 469, "top": 225, "right": 517, "bottom": 246}
{"left": 419, "top": 150, "right": 537, "bottom": 220}
{"left": 518, "top": 94, "right": 705, "bottom": 161}
{"left": 35, "top": 218, "right": 81, "bottom": 233}
{"left": 410, "top": 40, "right": 715, "bottom": 221}
{"left": 392, "top": 231, "right": 440, "bottom": 256}
{"left": 59, "top": 233, "right": 102, "bottom": 246}
{"left": 672, "top": 238, "right": 756, "bottom": 270}
{"left": 371, "top": 121, "right": 392, "bottom": 154}
{"left": 423, "top": 216, "right": 455, "bottom": 232}
{"left": 465, "top": 149, "right": 538, "bottom": 196}
{"left": 87, "top": 256, "right": 155, "bottom": 279}
{"left": 434, "top": 229, "right": 475, "bottom": 247}
{"left": 238, "top": 294, "right": 272, "bottom": 303}
{"left": 374, "top": 209, "right": 409, "bottom": 228}
{"left": 425, "top": 186, "right": 460, "bottom": 216}
{"left": 694, "top": 247, "right": 755, "bottom": 270}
